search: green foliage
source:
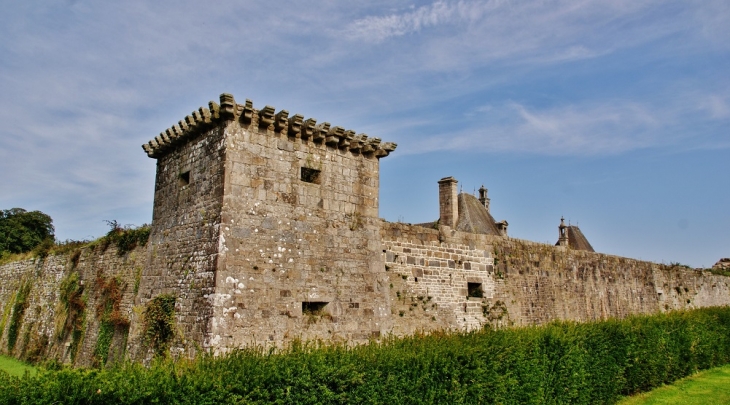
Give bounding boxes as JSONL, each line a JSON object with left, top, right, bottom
{"left": 618, "top": 364, "right": 730, "bottom": 404}
{"left": 99, "top": 221, "right": 151, "bottom": 256}
{"left": 94, "top": 320, "right": 115, "bottom": 367}
{"left": 0, "top": 354, "right": 37, "bottom": 377}
{"left": 708, "top": 267, "right": 730, "bottom": 277}
{"left": 133, "top": 267, "right": 142, "bottom": 296}
{"left": 3, "top": 307, "right": 730, "bottom": 403}
{"left": 57, "top": 271, "right": 87, "bottom": 363}
{"left": 7, "top": 281, "right": 32, "bottom": 352}
{"left": 0, "top": 208, "right": 54, "bottom": 256}
{"left": 143, "top": 295, "right": 176, "bottom": 358}
{"left": 93, "top": 276, "right": 129, "bottom": 367}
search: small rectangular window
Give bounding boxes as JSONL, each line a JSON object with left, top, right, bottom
{"left": 179, "top": 171, "right": 190, "bottom": 187}
{"left": 301, "top": 167, "right": 321, "bottom": 184}
{"left": 467, "top": 282, "right": 483, "bottom": 298}
{"left": 302, "top": 301, "right": 328, "bottom": 315}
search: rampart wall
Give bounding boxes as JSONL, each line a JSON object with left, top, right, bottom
{"left": 1, "top": 92, "right": 728, "bottom": 366}
{"left": 0, "top": 244, "right": 145, "bottom": 367}
{"left": 382, "top": 222, "right": 730, "bottom": 336}
{"left": 0, "top": 221, "right": 728, "bottom": 366}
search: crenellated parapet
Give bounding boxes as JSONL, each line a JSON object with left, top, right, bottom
{"left": 142, "top": 93, "right": 397, "bottom": 159}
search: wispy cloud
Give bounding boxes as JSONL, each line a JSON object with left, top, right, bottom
{"left": 394, "top": 91, "right": 730, "bottom": 156}
{"left": 347, "top": 1, "right": 486, "bottom": 42}
{"left": 343, "top": 0, "right": 725, "bottom": 72}
{"left": 0, "top": 0, "right": 728, "bottom": 249}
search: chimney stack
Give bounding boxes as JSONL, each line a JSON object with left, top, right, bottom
{"left": 438, "top": 177, "right": 459, "bottom": 228}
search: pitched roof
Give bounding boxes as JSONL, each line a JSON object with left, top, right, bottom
{"left": 562, "top": 226, "right": 595, "bottom": 252}
{"left": 454, "top": 193, "right": 502, "bottom": 236}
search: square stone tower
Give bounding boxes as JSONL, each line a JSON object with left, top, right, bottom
{"left": 134, "top": 93, "right": 397, "bottom": 356}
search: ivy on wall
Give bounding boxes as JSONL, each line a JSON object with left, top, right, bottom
{"left": 143, "top": 294, "right": 176, "bottom": 358}
{"left": 6, "top": 280, "right": 32, "bottom": 352}
{"left": 92, "top": 275, "right": 130, "bottom": 367}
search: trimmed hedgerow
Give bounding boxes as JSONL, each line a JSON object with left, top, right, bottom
{"left": 2, "top": 307, "right": 730, "bottom": 404}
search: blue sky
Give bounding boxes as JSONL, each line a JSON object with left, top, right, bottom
{"left": 0, "top": 0, "right": 727, "bottom": 267}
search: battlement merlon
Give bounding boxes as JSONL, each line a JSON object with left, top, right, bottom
{"left": 141, "top": 93, "right": 397, "bottom": 159}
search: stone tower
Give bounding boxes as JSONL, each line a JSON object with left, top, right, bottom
{"left": 558, "top": 217, "right": 569, "bottom": 247}
{"left": 134, "top": 93, "right": 397, "bottom": 356}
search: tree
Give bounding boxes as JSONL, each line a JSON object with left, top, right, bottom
{"left": 0, "top": 208, "right": 55, "bottom": 255}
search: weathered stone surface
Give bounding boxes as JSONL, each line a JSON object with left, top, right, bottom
{"left": 0, "top": 244, "right": 147, "bottom": 367}
{"left": 714, "top": 258, "right": 730, "bottom": 270}
{"left": 2, "top": 92, "right": 728, "bottom": 366}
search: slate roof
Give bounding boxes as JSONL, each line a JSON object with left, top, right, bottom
{"left": 557, "top": 226, "right": 595, "bottom": 252}
{"left": 415, "top": 193, "right": 502, "bottom": 236}
{"left": 455, "top": 193, "right": 502, "bottom": 236}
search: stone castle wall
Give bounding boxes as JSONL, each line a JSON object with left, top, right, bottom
{"left": 209, "top": 117, "right": 391, "bottom": 351}
{"left": 0, "top": 244, "right": 145, "bottom": 367}
{"left": 1, "top": 92, "right": 728, "bottom": 365}
{"left": 130, "top": 125, "right": 226, "bottom": 360}
{"left": 1, "top": 221, "right": 728, "bottom": 365}
{"left": 381, "top": 222, "right": 730, "bottom": 336}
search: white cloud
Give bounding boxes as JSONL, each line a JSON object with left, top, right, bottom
{"left": 699, "top": 95, "right": 730, "bottom": 119}
{"left": 0, "top": 0, "right": 728, "bottom": 243}
{"left": 396, "top": 100, "right": 670, "bottom": 156}
{"left": 347, "top": 1, "right": 479, "bottom": 42}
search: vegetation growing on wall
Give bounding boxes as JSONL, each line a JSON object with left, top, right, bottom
{"left": 0, "top": 302, "right": 11, "bottom": 345}
{"left": 143, "top": 294, "right": 176, "bottom": 358}
{"left": 96, "top": 221, "right": 151, "bottom": 256}
{"left": 1, "top": 307, "right": 730, "bottom": 404}
{"left": 55, "top": 270, "right": 88, "bottom": 363}
{"left": 92, "top": 275, "right": 129, "bottom": 367}
{"left": 6, "top": 280, "right": 32, "bottom": 353}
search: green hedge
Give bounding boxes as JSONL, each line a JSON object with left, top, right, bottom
{"left": 2, "top": 307, "right": 730, "bottom": 404}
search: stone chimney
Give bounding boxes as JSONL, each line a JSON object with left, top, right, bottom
{"left": 438, "top": 176, "right": 459, "bottom": 228}
{"left": 558, "top": 217, "right": 568, "bottom": 246}
{"left": 478, "top": 185, "right": 490, "bottom": 212}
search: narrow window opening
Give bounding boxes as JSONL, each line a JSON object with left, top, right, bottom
{"left": 467, "top": 282, "right": 483, "bottom": 298}
{"left": 302, "top": 301, "right": 328, "bottom": 315}
{"left": 301, "top": 167, "right": 321, "bottom": 184}
{"left": 179, "top": 171, "right": 190, "bottom": 187}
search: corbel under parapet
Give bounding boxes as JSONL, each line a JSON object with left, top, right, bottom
{"left": 288, "top": 114, "right": 304, "bottom": 138}
{"left": 258, "top": 105, "right": 275, "bottom": 130}
{"left": 142, "top": 92, "right": 398, "bottom": 160}
{"left": 275, "top": 110, "right": 289, "bottom": 134}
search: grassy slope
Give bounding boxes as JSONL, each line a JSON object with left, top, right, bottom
{"left": 0, "top": 355, "right": 37, "bottom": 378}
{"left": 618, "top": 364, "right": 730, "bottom": 404}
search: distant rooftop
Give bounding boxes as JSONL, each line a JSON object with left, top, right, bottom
{"left": 454, "top": 193, "right": 502, "bottom": 236}
{"left": 557, "top": 226, "right": 595, "bottom": 252}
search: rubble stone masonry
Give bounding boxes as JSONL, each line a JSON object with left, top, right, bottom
{"left": 1, "top": 93, "right": 728, "bottom": 365}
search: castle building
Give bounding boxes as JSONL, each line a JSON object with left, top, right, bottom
{"left": 0, "top": 93, "right": 727, "bottom": 366}
{"left": 131, "top": 92, "right": 728, "bottom": 355}
{"left": 138, "top": 93, "right": 398, "bottom": 352}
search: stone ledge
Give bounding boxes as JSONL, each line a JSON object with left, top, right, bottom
{"left": 143, "top": 93, "right": 397, "bottom": 160}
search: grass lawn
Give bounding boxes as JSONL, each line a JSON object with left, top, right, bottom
{"left": 0, "top": 355, "right": 37, "bottom": 378}
{"left": 618, "top": 364, "right": 730, "bottom": 404}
